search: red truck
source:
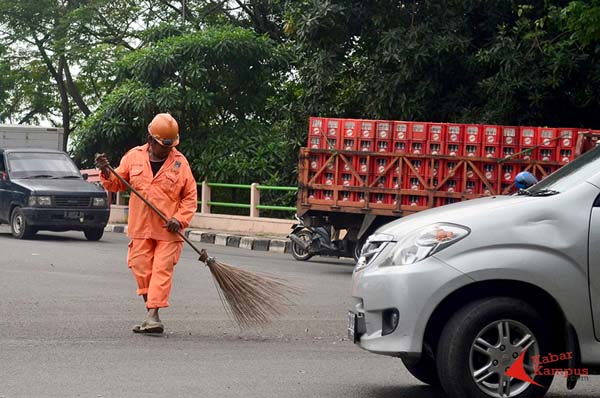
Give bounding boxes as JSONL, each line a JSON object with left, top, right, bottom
{"left": 289, "top": 117, "right": 600, "bottom": 261}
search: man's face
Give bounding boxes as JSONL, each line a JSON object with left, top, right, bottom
{"left": 147, "top": 135, "right": 173, "bottom": 160}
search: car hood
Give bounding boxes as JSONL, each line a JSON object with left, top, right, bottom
{"left": 13, "top": 179, "right": 105, "bottom": 195}
{"left": 376, "top": 195, "right": 543, "bottom": 238}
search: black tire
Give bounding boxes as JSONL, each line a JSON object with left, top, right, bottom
{"left": 291, "top": 230, "right": 313, "bottom": 261}
{"left": 402, "top": 356, "right": 440, "bottom": 386}
{"left": 84, "top": 227, "right": 104, "bottom": 241}
{"left": 10, "top": 207, "right": 35, "bottom": 239}
{"left": 437, "top": 297, "right": 554, "bottom": 398}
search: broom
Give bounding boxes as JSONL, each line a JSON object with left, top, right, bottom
{"left": 105, "top": 164, "right": 300, "bottom": 327}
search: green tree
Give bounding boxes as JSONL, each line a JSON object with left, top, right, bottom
{"left": 74, "top": 25, "right": 293, "bottom": 187}
{"left": 477, "top": 1, "right": 600, "bottom": 127}
{"left": 0, "top": 0, "right": 180, "bottom": 147}
{"left": 283, "top": 0, "right": 600, "bottom": 129}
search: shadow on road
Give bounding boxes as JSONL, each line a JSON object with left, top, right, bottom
{"left": 0, "top": 231, "right": 98, "bottom": 242}
{"left": 302, "top": 258, "right": 355, "bottom": 266}
{"left": 365, "top": 384, "right": 447, "bottom": 398}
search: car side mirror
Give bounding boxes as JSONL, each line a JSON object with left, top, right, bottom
{"left": 82, "top": 173, "right": 88, "bottom": 181}
{"left": 0, "top": 171, "right": 7, "bottom": 181}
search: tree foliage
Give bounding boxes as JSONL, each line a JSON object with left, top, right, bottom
{"left": 74, "top": 25, "right": 293, "bottom": 186}
{"left": 283, "top": 0, "right": 600, "bottom": 128}
{"left": 2, "top": 0, "right": 600, "bottom": 193}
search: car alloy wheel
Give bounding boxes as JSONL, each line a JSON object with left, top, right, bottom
{"left": 469, "top": 319, "right": 539, "bottom": 397}
{"left": 436, "top": 297, "right": 553, "bottom": 398}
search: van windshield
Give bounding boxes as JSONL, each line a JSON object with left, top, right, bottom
{"left": 529, "top": 146, "right": 600, "bottom": 194}
{"left": 7, "top": 152, "right": 81, "bottom": 179}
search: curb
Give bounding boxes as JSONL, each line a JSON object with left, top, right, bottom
{"left": 105, "top": 224, "right": 292, "bottom": 254}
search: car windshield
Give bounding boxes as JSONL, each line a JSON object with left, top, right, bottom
{"left": 528, "top": 145, "right": 600, "bottom": 194}
{"left": 6, "top": 152, "right": 81, "bottom": 179}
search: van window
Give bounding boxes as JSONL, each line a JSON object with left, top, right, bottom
{"left": 0, "top": 154, "right": 5, "bottom": 173}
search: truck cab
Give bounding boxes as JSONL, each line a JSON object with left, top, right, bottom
{"left": 0, "top": 148, "right": 110, "bottom": 240}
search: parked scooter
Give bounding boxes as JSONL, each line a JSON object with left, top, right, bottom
{"left": 288, "top": 215, "right": 361, "bottom": 262}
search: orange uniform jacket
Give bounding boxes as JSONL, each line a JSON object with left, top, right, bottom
{"left": 100, "top": 144, "right": 198, "bottom": 241}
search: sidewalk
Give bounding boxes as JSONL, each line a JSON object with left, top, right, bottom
{"left": 104, "top": 224, "right": 293, "bottom": 254}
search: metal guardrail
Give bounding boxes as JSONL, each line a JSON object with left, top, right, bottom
{"left": 204, "top": 182, "right": 297, "bottom": 215}
{"left": 119, "top": 181, "right": 297, "bottom": 217}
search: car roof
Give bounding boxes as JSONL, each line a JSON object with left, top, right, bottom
{"left": 0, "top": 148, "right": 66, "bottom": 154}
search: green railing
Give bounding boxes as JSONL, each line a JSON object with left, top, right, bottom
{"left": 118, "top": 181, "right": 297, "bottom": 218}
{"left": 256, "top": 185, "right": 298, "bottom": 212}
{"left": 205, "top": 182, "right": 252, "bottom": 210}
{"left": 203, "top": 182, "right": 297, "bottom": 215}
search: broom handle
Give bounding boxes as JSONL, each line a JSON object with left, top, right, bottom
{"left": 106, "top": 165, "right": 206, "bottom": 258}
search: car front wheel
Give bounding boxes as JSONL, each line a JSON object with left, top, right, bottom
{"left": 401, "top": 355, "right": 440, "bottom": 386}
{"left": 11, "top": 207, "right": 35, "bottom": 239}
{"left": 436, "top": 297, "right": 554, "bottom": 398}
{"left": 84, "top": 227, "right": 104, "bottom": 241}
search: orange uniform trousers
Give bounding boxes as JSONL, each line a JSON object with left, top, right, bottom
{"left": 128, "top": 238, "right": 184, "bottom": 309}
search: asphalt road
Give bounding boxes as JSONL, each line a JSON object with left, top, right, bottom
{"left": 0, "top": 228, "right": 599, "bottom": 398}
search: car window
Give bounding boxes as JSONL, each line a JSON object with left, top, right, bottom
{"left": 529, "top": 145, "right": 600, "bottom": 194}
{"left": 0, "top": 154, "right": 5, "bottom": 173}
{"left": 6, "top": 152, "right": 81, "bottom": 179}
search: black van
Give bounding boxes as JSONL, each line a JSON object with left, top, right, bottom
{"left": 0, "top": 148, "right": 109, "bottom": 240}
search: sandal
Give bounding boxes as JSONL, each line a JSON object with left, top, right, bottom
{"left": 132, "top": 321, "right": 164, "bottom": 334}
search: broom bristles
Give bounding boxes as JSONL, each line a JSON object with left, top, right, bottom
{"left": 206, "top": 260, "right": 302, "bottom": 327}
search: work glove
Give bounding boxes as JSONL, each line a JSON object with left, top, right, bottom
{"left": 94, "top": 153, "right": 111, "bottom": 179}
{"left": 164, "top": 217, "right": 181, "bottom": 233}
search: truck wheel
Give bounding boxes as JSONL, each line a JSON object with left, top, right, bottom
{"left": 437, "top": 297, "right": 553, "bottom": 398}
{"left": 84, "top": 228, "right": 104, "bottom": 241}
{"left": 401, "top": 356, "right": 440, "bottom": 386}
{"left": 11, "top": 207, "right": 35, "bottom": 239}
{"left": 291, "top": 230, "right": 313, "bottom": 261}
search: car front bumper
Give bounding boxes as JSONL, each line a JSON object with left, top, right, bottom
{"left": 22, "top": 207, "right": 110, "bottom": 230}
{"left": 349, "top": 255, "right": 472, "bottom": 357}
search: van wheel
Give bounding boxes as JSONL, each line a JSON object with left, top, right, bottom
{"left": 84, "top": 228, "right": 104, "bottom": 241}
{"left": 401, "top": 356, "right": 440, "bottom": 386}
{"left": 11, "top": 207, "right": 35, "bottom": 239}
{"left": 437, "top": 297, "right": 553, "bottom": 398}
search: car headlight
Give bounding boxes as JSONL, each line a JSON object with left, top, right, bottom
{"left": 355, "top": 233, "right": 395, "bottom": 271}
{"left": 28, "top": 195, "right": 52, "bottom": 206}
{"left": 92, "top": 197, "right": 107, "bottom": 207}
{"left": 392, "top": 223, "right": 470, "bottom": 265}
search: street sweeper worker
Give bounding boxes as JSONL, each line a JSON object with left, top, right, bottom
{"left": 94, "top": 113, "right": 197, "bottom": 334}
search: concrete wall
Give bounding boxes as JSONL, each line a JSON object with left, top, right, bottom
{"left": 108, "top": 205, "right": 294, "bottom": 236}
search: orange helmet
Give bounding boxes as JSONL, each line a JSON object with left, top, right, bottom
{"left": 148, "top": 113, "right": 179, "bottom": 147}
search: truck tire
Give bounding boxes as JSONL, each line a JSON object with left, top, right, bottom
{"left": 401, "top": 356, "right": 440, "bottom": 386}
{"left": 436, "top": 297, "right": 553, "bottom": 398}
{"left": 11, "top": 207, "right": 35, "bottom": 239}
{"left": 291, "top": 230, "right": 313, "bottom": 261}
{"left": 84, "top": 227, "right": 104, "bottom": 241}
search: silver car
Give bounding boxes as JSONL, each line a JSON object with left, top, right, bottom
{"left": 349, "top": 146, "right": 600, "bottom": 398}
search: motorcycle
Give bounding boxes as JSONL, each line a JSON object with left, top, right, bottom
{"left": 288, "top": 215, "right": 362, "bottom": 262}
